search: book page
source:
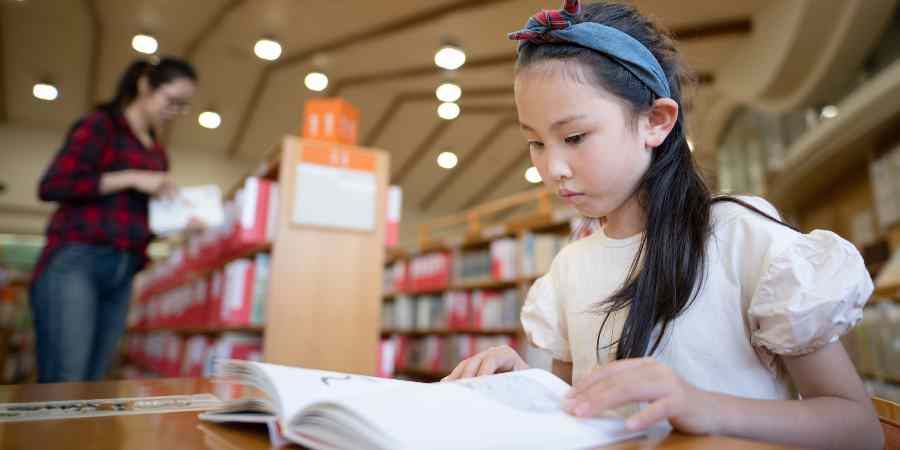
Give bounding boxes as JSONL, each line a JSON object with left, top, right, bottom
{"left": 206, "top": 361, "right": 415, "bottom": 424}
{"left": 295, "top": 369, "right": 643, "bottom": 450}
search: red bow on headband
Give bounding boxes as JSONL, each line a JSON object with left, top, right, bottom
{"left": 508, "top": 0, "right": 581, "bottom": 43}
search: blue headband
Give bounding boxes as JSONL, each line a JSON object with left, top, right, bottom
{"left": 508, "top": 1, "right": 671, "bottom": 99}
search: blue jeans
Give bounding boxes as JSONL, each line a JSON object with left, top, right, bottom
{"left": 30, "top": 243, "right": 140, "bottom": 383}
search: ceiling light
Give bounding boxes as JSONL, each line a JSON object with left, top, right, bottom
{"left": 254, "top": 38, "right": 282, "bottom": 61}
{"left": 198, "top": 111, "right": 222, "bottom": 129}
{"left": 131, "top": 34, "right": 158, "bottom": 55}
{"left": 304, "top": 72, "right": 329, "bottom": 92}
{"left": 437, "top": 102, "right": 460, "bottom": 120}
{"left": 820, "top": 105, "right": 839, "bottom": 119}
{"left": 434, "top": 44, "right": 466, "bottom": 70}
{"left": 33, "top": 83, "right": 58, "bottom": 101}
{"left": 435, "top": 83, "right": 462, "bottom": 103}
{"left": 525, "top": 166, "right": 542, "bottom": 184}
{"left": 437, "top": 151, "right": 458, "bottom": 169}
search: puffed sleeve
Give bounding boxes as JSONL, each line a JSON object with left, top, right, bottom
{"left": 521, "top": 260, "right": 572, "bottom": 362}
{"left": 745, "top": 211, "right": 873, "bottom": 372}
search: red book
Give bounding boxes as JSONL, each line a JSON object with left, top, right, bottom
{"left": 232, "top": 177, "right": 279, "bottom": 250}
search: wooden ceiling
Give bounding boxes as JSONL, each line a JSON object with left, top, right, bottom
{"left": 2, "top": 0, "right": 766, "bottom": 227}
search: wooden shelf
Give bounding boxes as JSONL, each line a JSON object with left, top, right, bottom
{"left": 3, "top": 278, "right": 31, "bottom": 289}
{"left": 382, "top": 328, "right": 519, "bottom": 337}
{"left": 452, "top": 277, "right": 521, "bottom": 291}
{"left": 126, "top": 325, "right": 265, "bottom": 335}
{"left": 396, "top": 275, "right": 543, "bottom": 297}
{"left": 860, "top": 370, "right": 900, "bottom": 386}
{"left": 393, "top": 367, "right": 448, "bottom": 381}
{"left": 874, "top": 283, "right": 900, "bottom": 300}
{"left": 385, "top": 247, "right": 408, "bottom": 265}
{"left": 869, "top": 296, "right": 900, "bottom": 306}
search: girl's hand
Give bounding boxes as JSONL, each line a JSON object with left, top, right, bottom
{"left": 442, "top": 345, "right": 529, "bottom": 381}
{"left": 563, "top": 358, "right": 720, "bottom": 434}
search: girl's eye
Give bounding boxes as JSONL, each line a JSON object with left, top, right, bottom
{"left": 528, "top": 141, "right": 544, "bottom": 151}
{"left": 565, "top": 133, "right": 586, "bottom": 145}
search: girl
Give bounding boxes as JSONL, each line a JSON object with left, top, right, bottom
{"left": 443, "top": 2, "right": 883, "bottom": 448}
{"left": 31, "top": 57, "right": 197, "bottom": 383}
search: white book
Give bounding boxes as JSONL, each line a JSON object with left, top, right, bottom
{"left": 200, "top": 360, "right": 644, "bottom": 450}
{"left": 150, "top": 185, "right": 225, "bottom": 235}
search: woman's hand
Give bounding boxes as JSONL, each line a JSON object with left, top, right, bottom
{"left": 442, "top": 345, "right": 529, "bottom": 381}
{"left": 129, "top": 170, "right": 177, "bottom": 198}
{"left": 564, "top": 358, "right": 720, "bottom": 434}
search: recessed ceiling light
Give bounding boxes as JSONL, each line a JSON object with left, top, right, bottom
{"left": 437, "top": 151, "right": 458, "bottom": 169}
{"left": 254, "top": 38, "right": 282, "bottom": 61}
{"left": 525, "top": 166, "right": 542, "bottom": 184}
{"left": 437, "top": 102, "right": 460, "bottom": 120}
{"left": 821, "top": 105, "right": 839, "bottom": 119}
{"left": 435, "top": 83, "right": 462, "bottom": 103}
{"left": 304, "top": 72, "right": 329, "bottom": 92}
{"left": 434, "top": 44, "right": 466, "bottom": 70}
{"left": 33, "top": 83, "right": 58, "bottom": 101}
{"left": 198, "top": 111, "right": 222, "bottom": 129}
{"left": 132, "top": 34, "right": 158, "bottom": 55}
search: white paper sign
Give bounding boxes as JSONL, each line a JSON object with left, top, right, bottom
{"left": 292, "top": 163, "right": 376, "bottom": 231}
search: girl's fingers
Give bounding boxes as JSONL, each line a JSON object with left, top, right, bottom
{"left": 567, "top": 369, "right": 669, "bottom": 417}
{"left": 460, "top": 353, "right": 489, "bottom": 379}
{"left": 568, "top": 358, "right": 655, "bottom": 398}
{"left": 443, "top": 357, "right": 475, "bottom": 381}
{"left": 624, "top": 398, "right": 673, "bottom": 432}
{"left": 475, "top": 357, "right": 499, "bottom": 377}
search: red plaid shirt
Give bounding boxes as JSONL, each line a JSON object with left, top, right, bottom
{"left": 34, "top": 108, "right": 168, "bottom": 282}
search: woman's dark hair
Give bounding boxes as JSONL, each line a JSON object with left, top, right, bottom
{"left": 100, "top": 57, "right": 197, "bottom": 112}
{"left": 517, "top": 2, "right": 793, "bottom": 360}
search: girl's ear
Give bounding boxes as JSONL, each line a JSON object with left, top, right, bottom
{"left": 642, "top": 98, "right": 679, "bottom": 149}
{"left": 137, "top": 75, "right": 152, "bottom": 98}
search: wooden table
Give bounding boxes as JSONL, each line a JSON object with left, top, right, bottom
{"left": 0, "top": 378, "right": 796, "bottom": 450}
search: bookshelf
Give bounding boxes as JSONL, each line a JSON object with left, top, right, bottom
{"left": 0, "top": 275, "right": 35, "bottom": 383}
{"left": 381, "top": 188, "right": 579, "bottom": 380}
{"left": 124, "top": 136, "right": 389, "bottom": 378}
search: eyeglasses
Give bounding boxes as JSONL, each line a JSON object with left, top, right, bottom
{"left": 158, "top": 90, "right": 192, "bottom": 114}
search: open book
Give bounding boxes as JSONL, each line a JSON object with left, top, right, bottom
{"left": 149, "top": 184, "right": 225, "bottom": 235}
{"left": 200, "top": 360, "right": 644, "bottom": 450}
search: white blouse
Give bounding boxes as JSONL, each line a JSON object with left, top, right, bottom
{"left": 521, "top": 196, "right": 873, "bottom": 400}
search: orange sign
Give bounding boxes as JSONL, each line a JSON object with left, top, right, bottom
{"left": 300, "top": 145, "right": 376, "bottom": 173}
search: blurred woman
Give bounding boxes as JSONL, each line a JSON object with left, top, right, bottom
{"left": 31, "top": 57, "right": 197, "bottom": 382}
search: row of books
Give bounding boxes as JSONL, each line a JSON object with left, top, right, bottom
{"left": 137, "top": 177, "right": 280, "bottom": 300}
{"left": 383, "top": 289, "right": 522, "bottom": 331}
{"left": 378, "top": 334, "right": 519, "bottom": 378}
{"left": 845, "top": 300, "right": 900, "bottom": 381}
{"left": 0, "top": 283, "right": 35, "bottom": 384}
{"left": 382, "top": 232, "right": 571, "bottom": 295}
{"left": 124, "top": 332, "right": 262, "bottom": 378}
{"left": 128, "top": 254, "right": 271, "bottom": 330}
{"left": 871, "top": 144, "right": 900, "bottom": 233}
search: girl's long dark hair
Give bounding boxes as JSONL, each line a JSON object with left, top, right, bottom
{"left": 99, "top": 57, "right": 197, "bottom": 113}
{"left": 517, "top": 2, "right": 793, "bottom": 360}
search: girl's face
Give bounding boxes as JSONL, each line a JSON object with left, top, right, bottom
{"left": 515, "top": 60, "right": 666, "bottom": 219}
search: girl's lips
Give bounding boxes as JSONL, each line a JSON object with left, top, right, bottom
{"left": 558, "top": 189, "right": 584, "bottom": 198}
